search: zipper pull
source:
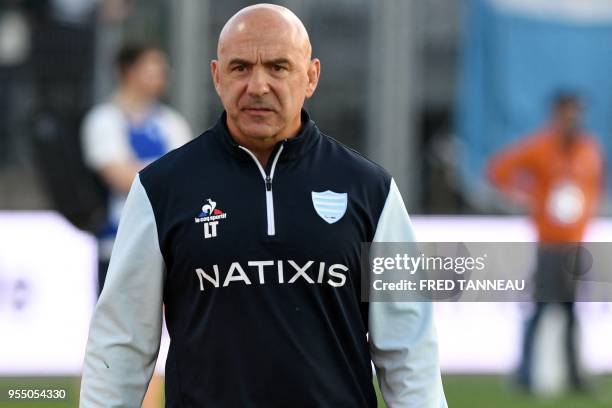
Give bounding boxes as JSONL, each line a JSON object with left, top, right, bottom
{"left": 265, "top": 175, "right": 272, "bottom": 191}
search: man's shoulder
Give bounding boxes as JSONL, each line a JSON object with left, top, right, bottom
{"left": 139, "top": 126, "right": 224, "bottom": 191}
{"left": 580, "top": 132, "right": 601, "bottom": 148}
{"left": 577, "top": 132, "right": 603, "bottom": 162}
{"left": 80, "top": 102, "right": 127, "bottom": 162}
{"left": 319, "top": 133, "right": 392, "bottom": 186}
{"left": 83, "top": 102, "right": 123, "bottom": 127}
{"left": 503, "top": 128, "right": 550, "bottom": 157}
{"left": 156, "top": 104, "right": 187, "bottom": 124}
{"left": 141, "top": 132, "right": 208, "bottom": 177}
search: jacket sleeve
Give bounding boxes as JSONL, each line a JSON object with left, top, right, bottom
{"left": 80, "top": 175, "right": 165, "bottom": 407}
{"left": 369, "top": 178, "right": 447, "bottom": 408}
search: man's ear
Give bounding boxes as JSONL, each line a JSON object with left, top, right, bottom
{"left": 305, "top": 58, "right": 320, "bottom": 99}
{"left": 211, "top": 60, "right": 222, "bottom": 96}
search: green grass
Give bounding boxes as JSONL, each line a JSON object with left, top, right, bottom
{"left": 1, "top": 375, "right": 611, "bottom": 407}
{"left": 439, "top": 375, "right": 612, "bottom": 408}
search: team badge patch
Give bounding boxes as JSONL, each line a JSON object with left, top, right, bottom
{"left": 194, "top": 198, "right": 228, "bottom": 238}
{"left": 311, "top": 191, "right": 347, "bottom": 224}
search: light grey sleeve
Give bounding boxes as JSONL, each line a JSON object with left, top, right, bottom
{"left": 369, "top": 178, "right": 447, "bottom": 408}
{"left": 80, "top": 175, "right": 165, "bottom": 407}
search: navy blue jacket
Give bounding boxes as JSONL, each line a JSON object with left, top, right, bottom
{"left": 80, "top": 111, "right": 446, "bottom": 407}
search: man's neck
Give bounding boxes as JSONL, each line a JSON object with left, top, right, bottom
{"left": 227, "top": 115, "right": 302, "bottom": 168}
{"left": 241, "top": 137, "right": 280, "bottom": 168}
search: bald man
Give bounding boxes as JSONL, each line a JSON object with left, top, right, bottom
{"left": 80, "top": 4, "right": 447, "bottom": 407}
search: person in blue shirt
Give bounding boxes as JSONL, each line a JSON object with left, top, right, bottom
{"left": 81, "top": 43, "right": 192, "bottom": 294}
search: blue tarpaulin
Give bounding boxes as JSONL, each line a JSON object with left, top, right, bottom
{"left": 457, "top": 0, "right": 612, "bottom": 202}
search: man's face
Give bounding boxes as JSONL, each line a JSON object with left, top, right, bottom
{"left": 211, "top": 27, "right": 319, "bottom": 142}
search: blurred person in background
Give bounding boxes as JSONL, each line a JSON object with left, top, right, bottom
{"left": 487, "top": 92, "right": 604, "bottom": 393}
{"left": 81, "top": 43, "right": 192, "bottom": 295}
{"left": 81, "top": 43, "right": 192, "bottom": 408}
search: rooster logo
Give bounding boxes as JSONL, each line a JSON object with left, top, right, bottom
{"left": 198, "top": 198, "right": 224, "bottom": 218}
{"left": 195, "top": 198, "right": 228, "bottom": 237}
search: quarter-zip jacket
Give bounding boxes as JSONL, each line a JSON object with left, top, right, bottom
{"left": 80, "top": 110, "right": 447, "bottom": 408}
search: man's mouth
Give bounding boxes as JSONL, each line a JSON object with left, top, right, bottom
{"left": 243, "top": 107, "right": 275, "bottom": 114}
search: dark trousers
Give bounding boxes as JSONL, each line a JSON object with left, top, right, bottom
{"left": 517, "top": 244, "right": 584, "bottom": 391}
{"left": 518, "top": 302, "right": 582, "bottom": 390}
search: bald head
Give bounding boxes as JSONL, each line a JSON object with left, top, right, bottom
{"left": 218, "top": 4, "right": 311, "bottom": 60}
{"left": 210, "top": 4, "right": 320, "bottom": 159}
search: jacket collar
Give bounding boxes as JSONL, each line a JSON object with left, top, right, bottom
{"left": 212, "top": 109, "right": 320, "bottom": 162}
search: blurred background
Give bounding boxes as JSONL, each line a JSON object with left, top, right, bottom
{"left": 1, "top": 0, "right": 611, "bottom": 407}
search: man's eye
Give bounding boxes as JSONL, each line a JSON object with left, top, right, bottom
{"left": 232, "top": 65, "right": 246, "bottom": 72}
{"left": 273, "top": 65, "right": 287, "bottom": 72}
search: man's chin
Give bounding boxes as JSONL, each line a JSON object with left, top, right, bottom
{"left": 238, "top": 123, "right": 279, "bottom": 141}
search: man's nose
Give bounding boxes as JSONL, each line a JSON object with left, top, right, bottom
{"left": 246, "top": 67, "right": 270, "bottom": 96}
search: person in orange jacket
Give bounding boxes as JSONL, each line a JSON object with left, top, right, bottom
{"left": 488, "top": 92, "right": 604, "bottom": 392}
